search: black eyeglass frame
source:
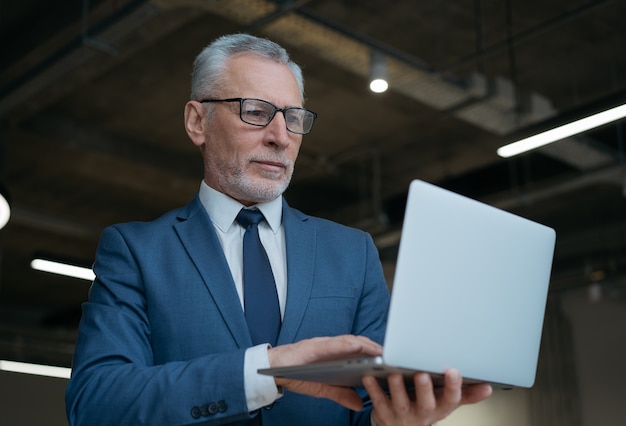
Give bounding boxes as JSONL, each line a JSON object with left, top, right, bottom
{"left": 200, "top": 97, "right": 317, "bottom": 135}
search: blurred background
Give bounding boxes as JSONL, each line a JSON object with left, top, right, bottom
{"left": 1, "top": 0, "right": 625, "bottom": 424}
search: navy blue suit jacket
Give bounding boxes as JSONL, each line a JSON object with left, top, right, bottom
{"left": 66, "top": 195, "right": 390, "bottom": 425}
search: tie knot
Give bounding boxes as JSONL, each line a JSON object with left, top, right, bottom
{"left": 236, "top": 208, "right": 265, "bottom": 229}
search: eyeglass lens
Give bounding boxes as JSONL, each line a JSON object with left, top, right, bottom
{"left": 241, "top": 99, "right": 315, "bottom": 134}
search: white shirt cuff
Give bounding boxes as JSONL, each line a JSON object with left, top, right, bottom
{"left": 244, "top": 344, "right": 282, "bottom": 411}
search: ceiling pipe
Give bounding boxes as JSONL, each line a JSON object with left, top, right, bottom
{"left": 439, "top": 0, "right": 613, "bottom": 75}
{"left": 82, "top": 0, "right": 119, "bottom": 55}
{"left": 247, "top": 0, "right": 315, "bottom": 32}
{"left": 0, "top": 0, "right": 155, "bottom": 118}
{"left": 372, "top": 163, "right": 625, "bottom": 250}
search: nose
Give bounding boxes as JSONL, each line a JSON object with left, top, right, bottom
{"left": 264, "top": 111, "right": 293, "bottom": 149}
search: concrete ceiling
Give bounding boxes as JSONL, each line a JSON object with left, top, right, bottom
{"left": 1, "top": 0, "right": 626, "bottom": 367}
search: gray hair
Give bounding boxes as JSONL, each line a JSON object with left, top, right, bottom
{"left": 190, "top": 33, "right": 305, "bottom": 103}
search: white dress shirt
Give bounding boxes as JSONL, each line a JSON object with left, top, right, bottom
{"left": 198, "top": 181, "right": 286, "bottom": 411}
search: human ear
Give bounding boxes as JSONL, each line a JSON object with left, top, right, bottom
{"left": 184, "top": 100, "right": 207, "bottom": 148}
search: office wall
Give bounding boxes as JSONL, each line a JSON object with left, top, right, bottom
{"left": 439, "top": 388, "right": 531, "bottom": 426}
{"left": 442, "top": 285, "right": 626, "bottom": 425}
{"left": 0, "top": 370, "right": 68, "bottom": 426}
{"left": 561, "top": 286, "right": 626, "bottom": 425}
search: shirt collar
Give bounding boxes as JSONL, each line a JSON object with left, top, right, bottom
{"left": 198, "top": 181, "right": 283, "bottom": 234}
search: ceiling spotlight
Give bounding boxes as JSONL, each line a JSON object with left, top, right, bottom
{"left": 0, "top": 182, "right": 10, "bottom": 230}
{"left": 369, "top": 50, "right": 388, "bottom": 93}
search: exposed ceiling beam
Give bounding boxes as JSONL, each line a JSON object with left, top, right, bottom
{"left": 0, "top": 1, "right": 202, "bottom": 121}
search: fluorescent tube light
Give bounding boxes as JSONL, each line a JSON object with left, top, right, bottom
{"left": 497, "top": 103, "right": 626, "bottom": 158}
{"left": 31, "top": 258, "right": 95, "bottom": 281}
{"left": 0, "top": 360, "right": 71, "bottom": 379}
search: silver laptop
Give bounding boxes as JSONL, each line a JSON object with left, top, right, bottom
{"left": 260, "top": 179, "right": 556, "bottom": 389}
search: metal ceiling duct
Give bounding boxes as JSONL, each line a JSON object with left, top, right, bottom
{"left": 155, "top": 0, "right": 614, "bottom": 171}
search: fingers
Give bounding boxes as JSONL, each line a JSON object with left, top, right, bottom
{"left": 366, "top": 369, "right": 492, "bottom": 425}
{"left": 266, "top": 335, "right": 382, "bottom": 412}
{"left": 268, "top": 335, "right": 383, "bottom": 368}
{"left": 302, "top": 335, "right": 382, "bottom": 363}
{"left": 461, "top": 382, "right": 493, "bottom": 404}
{"left": 436, "top": 369, "right": 462, "bottom": 418}
{"left": 320, "top": 334, "right": 383, "bottom": 358}
{"left": 276, "top": 378, "right": 364, "bottom": 411}
{"left": 319, "top": 384, "right": 365, "bottom": 411}
{"left": 364, "top": 373, "right": 439, "bottom": 425}
{"left": 362, "top": 375, "right": 390, "bottom": 423}
{"left": 414, "top": 372, "right": 437, "bottom": 417}
{"left": 266, "top": 336, "right": 493, "bottom": 419}
{"left": 389, "top": 373, "right": 414, "bottom": 416}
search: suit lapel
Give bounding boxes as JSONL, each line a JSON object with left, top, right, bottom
{"left": 278, "top": 202, "right": 316, "bottom": 345}
{"left": 173, "top": 196, "right": 252, "bottom": 348}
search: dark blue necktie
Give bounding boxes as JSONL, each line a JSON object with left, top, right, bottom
{"left": 236, "top": 209, "right": 281, "bottom": 346}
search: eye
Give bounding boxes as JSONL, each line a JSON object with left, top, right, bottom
{"left": 243, "top": 106, "right": 270, "bottom": 120}
{"left": 285, "top": 109, "right": 304, "bottom": 124}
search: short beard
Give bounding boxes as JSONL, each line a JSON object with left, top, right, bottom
{"left": 217, "top": 158, "right": 294, "bottom": 204}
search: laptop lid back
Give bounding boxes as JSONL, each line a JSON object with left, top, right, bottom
{"left": 383, "top": 180, "right": 556, "bottom": 388}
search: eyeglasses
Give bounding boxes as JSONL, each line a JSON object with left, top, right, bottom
{"left": 200, "top": 98, "right": 317, "bottom": 135}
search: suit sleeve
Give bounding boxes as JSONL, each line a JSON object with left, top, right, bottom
{"left": 351, "top": 233, "right": 391, "bottom": 426}
{"left": 352, "top": 232, "right": 390, "bottom": 340}
{"left": 65, "top": 226, "right": 254, "bottom": 426}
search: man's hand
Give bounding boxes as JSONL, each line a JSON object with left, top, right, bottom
{"left": 268, "top": 335, "right": 383, "bottom": 411}
{"left": 363, "top": 369, "right": 493, "bottom": 426}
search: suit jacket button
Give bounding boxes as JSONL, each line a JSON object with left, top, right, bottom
{"left": 208, "top": 402, "right": 218, "bottom": 415}
{"left": 191, "top": 406, "right": 201, "bottom": 419}
{"left": 200, "top": 404, "right": 211, "bottom": 417}
{"left": 217, "top": 400, "right": 227, "bottom": 413}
